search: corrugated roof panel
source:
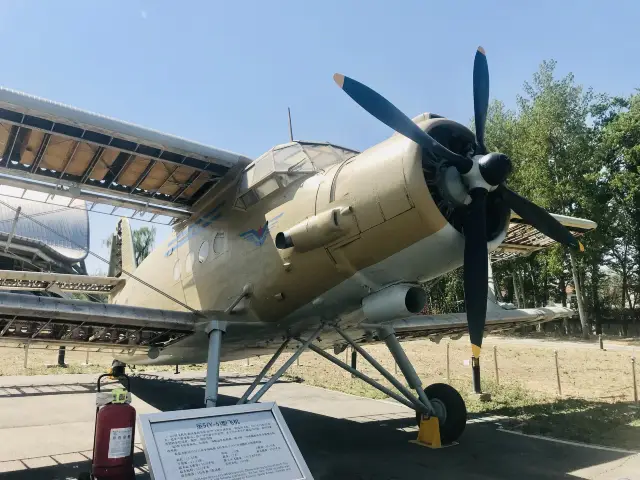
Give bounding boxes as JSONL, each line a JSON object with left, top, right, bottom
{"left": 0, "top": 196, "right": 89, "bottom": 262}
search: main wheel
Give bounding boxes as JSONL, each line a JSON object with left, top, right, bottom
{"left": 110, "top": 360, "right": 126, "bottom": 377}
{"left": 415, "top": 383, "right": 467, "bottom": 444}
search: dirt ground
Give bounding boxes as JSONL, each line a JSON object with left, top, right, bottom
{"left": 1, "top": 336, "right": 638, "bottom": 448}
{"left": 1, "top": 336, "right": 638, "bottom": 402}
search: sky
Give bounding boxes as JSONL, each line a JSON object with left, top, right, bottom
{"left": 0, "top": 0, "right": 638, "bottom": 274}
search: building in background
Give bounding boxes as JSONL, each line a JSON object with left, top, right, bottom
{"left": 0, "top": 196, "right": 88, "bottom": 275}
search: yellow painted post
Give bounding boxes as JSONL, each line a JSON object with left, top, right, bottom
{"left": 554, "top": 350, "right": 562, "bottom": 396}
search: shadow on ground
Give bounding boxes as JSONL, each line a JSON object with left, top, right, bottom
{"left": 3, "top": 375, "right": 637, "bottom": 480}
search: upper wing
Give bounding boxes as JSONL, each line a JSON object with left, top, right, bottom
{"left": 0, "top": 87, "right": 252, "bottom": 222}
{"left": 492, "top": 212, "right": 597, "bottom": 261}
{"left": 374, "top": 301, "right": 574, "bottom": 341}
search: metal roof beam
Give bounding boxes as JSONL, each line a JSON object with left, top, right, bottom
{"left": 80, "top": 146, "right": 105, "bottom": 184}
{"left": 171, "top": 170, "right": 202, "bottom": 202}
{"left": 129, "top": 159, "right": 156, "bottom": 193}
{"left": 30, "top": 133, "right": 51, "bottom": 173}
{"left": 1, "top": 124, "right": 22, "bottom": 167}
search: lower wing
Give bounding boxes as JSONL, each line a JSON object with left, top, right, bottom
{"left": 373, "top": 300, "right": 573, "bottom": 341}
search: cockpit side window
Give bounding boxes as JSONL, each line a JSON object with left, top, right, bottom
{"left": 234, "top": 142, "right": 359, "bottom": 210}
{"left": 273, "top": 144, "right": 312, "bottom": 173}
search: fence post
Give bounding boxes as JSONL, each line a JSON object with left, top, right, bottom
{"left": 632, "top": 357, "right": 638, "bottom": 404}
{"left": 23, "top": 343, "right": 29, "bottom": 369}
{"left": 493, "top": 345, "right": 499, "bottom": 386}
{"left": 85, "top": 349, "right": 90, "bottom": 365}
{"left": 554, "top": 350, "right": 562, "bottom": 396}
{"left": 446, "top": 342, "right": 450, "bottom": 383}
{"left": 599, "top": 334, "right": 603, "bottom": 350}
{"left": 351, "top": 348, "right": 357, "bottom": 378}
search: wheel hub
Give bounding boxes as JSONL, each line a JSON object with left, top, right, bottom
{"left": 430, "top": 398, "right": 447, "bottom": 423}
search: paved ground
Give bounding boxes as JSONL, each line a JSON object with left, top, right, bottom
{"left": 0, "top": 372, "right": 638, "bottom": 479}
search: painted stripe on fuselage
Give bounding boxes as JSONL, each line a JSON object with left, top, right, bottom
{"left": 165, "top": 202, "right": 225, "bottom": 256}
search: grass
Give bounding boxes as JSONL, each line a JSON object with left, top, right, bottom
{"left": 1, "top": 337, "right": 639, "bottom": 449}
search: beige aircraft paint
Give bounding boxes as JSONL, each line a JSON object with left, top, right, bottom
{"left": 110, "top": 115, "right": 511, "bottom": 365}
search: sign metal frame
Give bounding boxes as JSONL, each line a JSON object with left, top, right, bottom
{"left": 138, "top": 402, "right": 313, "bottom": 480}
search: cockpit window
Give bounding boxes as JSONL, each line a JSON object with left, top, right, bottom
{"left": 235, "top": 141, "right": 359, "bottom": 209}
{"left": 273, "top": 144, "right": 312, "bottom": 173}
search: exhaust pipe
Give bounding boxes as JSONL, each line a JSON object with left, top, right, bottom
{"left": 362, "top": 284, "right": 427, "bottom": 323}
{"left": 275, "top": 207, "right": 351, "bottom": 253}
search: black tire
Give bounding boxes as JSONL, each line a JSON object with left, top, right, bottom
{"left": 415, "top": 383, "right": 467, "bottom": 444}
{"left": 110, "top": 360, "right": 126, "bottom": 377}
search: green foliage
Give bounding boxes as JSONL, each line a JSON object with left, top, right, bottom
{"left": 103, "top": 225, "right": 156, "bottom": 268}
{"left": 432, "top": 60, "right": 640, "bottom": 331}
{"left": 132, "top": 226, "right": 156, "bottom": 266}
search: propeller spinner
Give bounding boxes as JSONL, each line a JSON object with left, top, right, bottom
{"left": 334, "top": 47, "right": 584, "bottom": 393}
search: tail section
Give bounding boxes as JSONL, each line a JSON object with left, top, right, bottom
{"left": 108, "top": 218, "right": 137, "bottom": 278}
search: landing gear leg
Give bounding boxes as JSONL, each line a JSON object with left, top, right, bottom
{"left": 376, "top": 325, "right": 436, "bottom": 415}
{"left": 350, "top": 324, "right": 467, "bottom": 444}
{"left": 204, "top": 320, "right": 227, "bottom": 408}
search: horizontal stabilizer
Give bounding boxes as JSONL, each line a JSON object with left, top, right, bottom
{"left": 0, "top": 269, "right": 124, "bottom": 293}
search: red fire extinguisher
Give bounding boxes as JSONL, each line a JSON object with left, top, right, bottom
{"left": 89, "top": 373, "right": 136, "bottom": 480}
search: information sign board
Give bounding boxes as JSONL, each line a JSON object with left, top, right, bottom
{"left": 139, "top": 402, "right": 313, "bottom": 480}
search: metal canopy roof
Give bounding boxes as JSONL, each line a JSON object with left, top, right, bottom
{"left": 0, "top": 87, "right": 252, "bottom": 219}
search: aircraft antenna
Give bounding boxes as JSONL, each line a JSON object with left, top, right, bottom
{"left": 287, "top": 107, "right": 294, "bottom": 142}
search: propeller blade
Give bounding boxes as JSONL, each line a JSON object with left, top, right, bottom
{"left": 473, "top": 47, "right": 489, "bottom": 154}
{"left": 463, "top": 188, "right": 489, "bottom": 357}
{"left": 499, "top": 185, "right": 585, "bottom": 252}
{"left": 333, "top": 73, "right": 472, "bottom": 173}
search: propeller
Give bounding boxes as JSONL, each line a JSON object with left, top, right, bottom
{"left": 334, "top": 47, "right": 584, "bottom": 394}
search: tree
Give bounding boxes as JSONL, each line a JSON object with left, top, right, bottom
{"left": 104, "top": 225, "right": 156, "bottom": 267}
{"left": 132, "top": 226, "right": 156, "bottom": 266}
{"left": 596, "top": 93, "right": 640, "bottom": 329}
